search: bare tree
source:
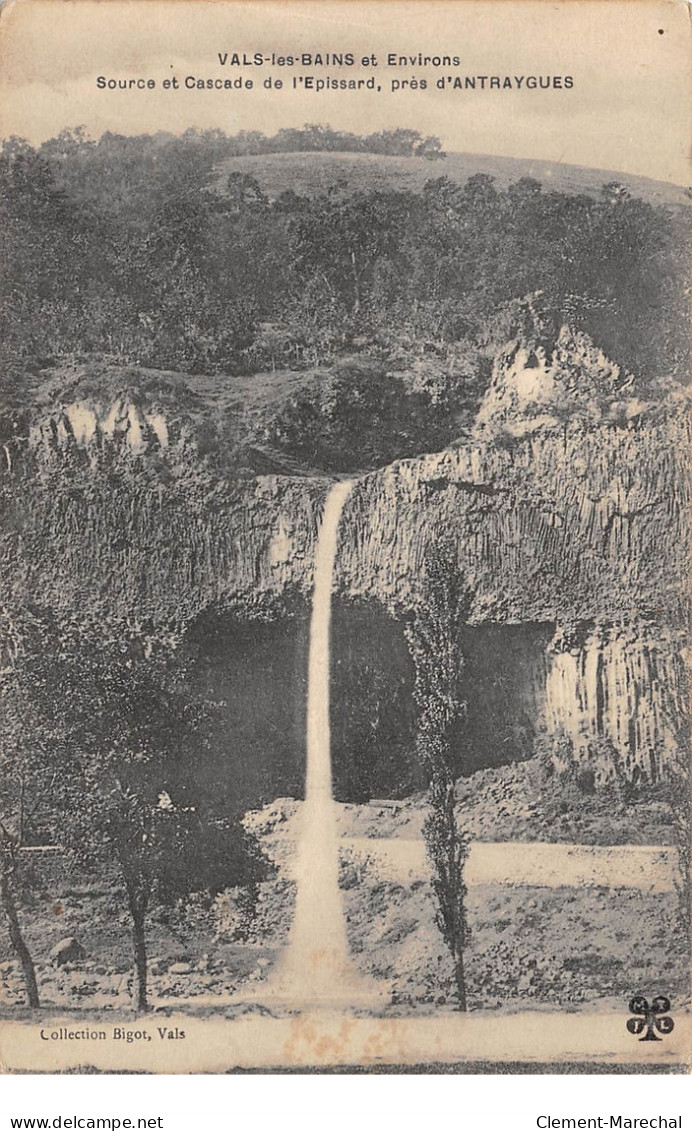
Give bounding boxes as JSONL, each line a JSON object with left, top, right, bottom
{"left": 0, "top": 613, "right": 57, "bottom": 1009}
{"left": 0, "top": 836, "right": 40, "bottom": 1009}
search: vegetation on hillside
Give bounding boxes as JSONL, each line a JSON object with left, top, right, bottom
{"left": 1, "top": 127, "right": 689, "bottom": 410}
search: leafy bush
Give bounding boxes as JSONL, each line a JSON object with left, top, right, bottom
{"left": 262, "top": 356, "right": 453, "bottom": 471}
{"left": 2, "top": 130, "right": 688, "bottom": 392}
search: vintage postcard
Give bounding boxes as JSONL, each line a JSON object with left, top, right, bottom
{"left": 0, "top": 0, "right": 690, "bottom": 1074}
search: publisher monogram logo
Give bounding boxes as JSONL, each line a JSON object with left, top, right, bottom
{"left": 626, "top": 995, "right": 674, "bottom": 1041}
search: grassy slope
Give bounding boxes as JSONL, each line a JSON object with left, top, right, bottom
{"left": 8, "top": 362, "right": 321, "bottom": 417}
{"left": 215, "top": 150, "right": 690, "bottom": 208}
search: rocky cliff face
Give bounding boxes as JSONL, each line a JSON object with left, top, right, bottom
{"left": 543, "top": 625, "right": 687, "bottom": 784}
{"left": 1, "top": 339, "right": 688, "bottom": 785}
{"left": 338, "top": 423, "right": 688, "bottom": 783}
{"left": 474, "top": 325, "right": 688, "bottom": 438}
{"left": 32, "top": 398, "right": 170, "bottom": 454}
{"left": 475, "top": 325, "right": 633, "bottom": 437}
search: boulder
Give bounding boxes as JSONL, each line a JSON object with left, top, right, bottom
{"left": 49, "top": 937, "right": 86, "bottom": 966}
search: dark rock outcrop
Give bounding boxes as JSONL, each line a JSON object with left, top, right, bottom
{"left": 49, "top": 937, "right": 85, "bottom": 967}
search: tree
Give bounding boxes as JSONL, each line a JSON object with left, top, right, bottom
{"left": 423, "top": 772, "right": 469, "bottom": 1009}
{"left": 0, "top": 671, "right": 43, "bottom": 1009}
{"left": 0, "top": 841, "right": 40, "bottom": 1009}
{"left": 289, "top": 187, "right": 416, "bottom": 315}
{"left": 414, "top": 136, "right": 446, "bottom": 162}
{"left": 223, "top": 172, "right": 268, "bottom": 216}
{"left": 14, "top": 612, "right": 269, "bottom": 1013}
{"left": 402, "top": 544, "right": 471, "bottom": 1009}
{"left": 0, "top": 606, "right": 67, "bottom": 1009}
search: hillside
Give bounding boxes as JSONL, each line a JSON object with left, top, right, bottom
{"left": 3, "top": 131, "right": 689, "bottom": 388}
{"left": 214, "top": 149, "right": 691, "bottom": 209}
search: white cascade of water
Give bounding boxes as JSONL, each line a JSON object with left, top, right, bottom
{"left": 266, "top": 479, "right": 382, "bottom": 1008}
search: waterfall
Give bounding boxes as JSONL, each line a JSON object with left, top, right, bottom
{"left": 266, "top": 479, "right": 382, "bottom": 1008}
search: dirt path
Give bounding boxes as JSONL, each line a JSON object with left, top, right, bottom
{"left": 338, "top": 840, "right": 678, "bottom": 892}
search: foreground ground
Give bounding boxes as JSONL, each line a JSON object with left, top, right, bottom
{"left": 0, "top": 872, "right": 686, "bottom": 1017}
{"left": 1, "top": 759, "right": 687, "bottom": 1018}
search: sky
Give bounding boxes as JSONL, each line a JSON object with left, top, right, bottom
{"left": 0, "top": 0, "right": 690, "bottom": 185}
